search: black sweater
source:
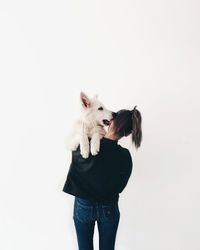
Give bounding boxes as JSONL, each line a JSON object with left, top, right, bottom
{"left": 62, "top": 137, "right": 133, "bottom": 204}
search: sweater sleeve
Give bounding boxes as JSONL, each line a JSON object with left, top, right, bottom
{"left": 117, "top": 149, "right": 133, "bottom": 193}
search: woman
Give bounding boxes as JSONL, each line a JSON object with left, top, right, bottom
{"left": 63, "top": 106, "right": 142, "bottom": 250}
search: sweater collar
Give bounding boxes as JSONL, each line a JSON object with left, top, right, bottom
{"left": 102, "top": 137, "right": 118, "bottom": 145}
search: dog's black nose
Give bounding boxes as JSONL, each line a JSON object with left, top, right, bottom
{"left": 112, "top": 112, "right": 117, "bottom": 119}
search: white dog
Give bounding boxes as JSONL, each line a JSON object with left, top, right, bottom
{"left": 65, "top": 91, "right": 114, "bottom": 158}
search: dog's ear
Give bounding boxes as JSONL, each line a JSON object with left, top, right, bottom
{"left": 80, "top": 92, "right": 91, "bottom": 108}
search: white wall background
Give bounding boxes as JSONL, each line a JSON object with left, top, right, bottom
{"left": 0, "top": 0, "right": 200, "bottom": 249}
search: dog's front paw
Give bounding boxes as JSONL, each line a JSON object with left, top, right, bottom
{"left": 91, "top": 144, "right": 100, "bottom": 156}
{"left": 81, "top": 151, "right": 89, "bottom": 159}
{"left": 81, "top": 147, "right": 89, "bottom": 159}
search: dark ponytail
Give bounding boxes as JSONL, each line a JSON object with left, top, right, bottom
{"left": 131, "top": 106, "right": 142, "bottom": 149}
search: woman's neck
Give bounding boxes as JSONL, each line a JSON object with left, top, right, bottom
{"left": 104, "top": 132, "right": 119, "bottom": 141}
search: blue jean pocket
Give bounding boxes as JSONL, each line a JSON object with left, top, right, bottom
{"left": 73, "top": 201, "right": 93, "bottom": 223}
{"left": 102, "top": 204, "right": 120, "bottom": 222}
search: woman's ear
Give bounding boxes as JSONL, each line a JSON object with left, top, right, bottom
{"left": 80, "top": 91, "right": 91, "bottom": 108}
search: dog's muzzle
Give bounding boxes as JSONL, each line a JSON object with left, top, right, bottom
{"left": 103, "top": 120, "right": 110, "bottom": 126}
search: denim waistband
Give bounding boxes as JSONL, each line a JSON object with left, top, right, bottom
{"left": 75, "top": 196, "right": 119, "bottom": 206}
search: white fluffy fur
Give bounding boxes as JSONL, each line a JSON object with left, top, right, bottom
{"left": 65, "top": 92, "right": 113, "bottom": 158}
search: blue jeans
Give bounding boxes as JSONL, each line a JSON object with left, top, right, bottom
{"left": 73, "top": 196, "right": 120, "bottom": 250}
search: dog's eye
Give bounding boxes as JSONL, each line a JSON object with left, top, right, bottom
{"left": 98, "top": 107, "right": 103, "bottom": 111}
